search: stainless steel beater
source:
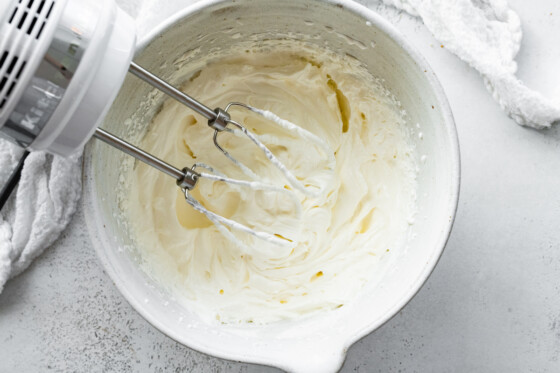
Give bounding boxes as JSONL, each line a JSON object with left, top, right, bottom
{"left": 94, "top": 62, "right": 334, "bottom": 247}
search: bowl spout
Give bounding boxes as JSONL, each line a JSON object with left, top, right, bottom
{"left": 276, "top": 342, "right": 347, "bottom": 373}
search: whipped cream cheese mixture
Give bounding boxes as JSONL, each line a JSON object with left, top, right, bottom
{"left": 126, "top": 42, "right": 417, "bottom": 324}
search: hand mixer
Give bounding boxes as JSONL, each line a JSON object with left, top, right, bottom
{"left": 0, "top": 0, "right": 334, "bottom": 247}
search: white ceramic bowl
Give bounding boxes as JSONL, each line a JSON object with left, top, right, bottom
{"left": 83, "top": 0, "right": 460, "bottom": 371}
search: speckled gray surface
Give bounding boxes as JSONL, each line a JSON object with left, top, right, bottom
{"left": 2, "top": 0, "right": 560, "bottom": 372}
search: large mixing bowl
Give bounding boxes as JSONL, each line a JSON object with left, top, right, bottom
{"left": 83, "top": 0, "right": 460, "bottom": 371}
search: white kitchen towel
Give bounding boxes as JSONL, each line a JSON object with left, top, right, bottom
{"left": 380, "top": 0, "right": 560, "bottom": 129}
{"left": 0, "top": 139, "right": 81, "bottom": 293}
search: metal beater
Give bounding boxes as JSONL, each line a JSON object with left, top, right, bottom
{"left": 97, "top": 63, "right": 334, "bottom": 247}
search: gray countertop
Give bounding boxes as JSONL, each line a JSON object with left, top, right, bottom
{"left": 2, "top": 0, "right": 560, "bottom": 371}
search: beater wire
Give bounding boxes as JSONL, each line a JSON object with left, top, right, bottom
{"left": 182, "top": 163, "right": 302, "bottom": 250}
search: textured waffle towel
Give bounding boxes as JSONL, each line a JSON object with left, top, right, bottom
{"left": 382, "top": 0, "right": 560, "bottom": 128}
{"left": 0, "top": 139, "right": 81, "bottom": 293}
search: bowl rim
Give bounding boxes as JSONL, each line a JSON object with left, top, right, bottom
{"left": 84, "top": 0, "right": 460, "bottom": 369}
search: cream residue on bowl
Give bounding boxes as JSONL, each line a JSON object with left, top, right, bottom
{"left": 125, "top": 41, "right": 418, "bottom": 324}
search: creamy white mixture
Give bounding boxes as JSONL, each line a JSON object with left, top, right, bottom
{"left": 127, "top": 44, "right": 417, "bottom": 324}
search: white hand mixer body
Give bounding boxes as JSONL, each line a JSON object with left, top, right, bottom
{"left": 0, "top": 0, "right": 335, "bottom": 248}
